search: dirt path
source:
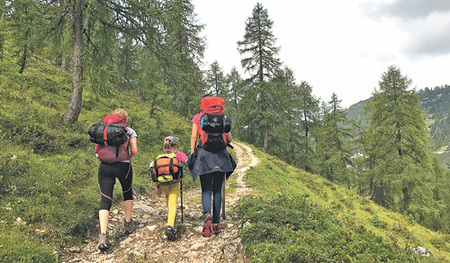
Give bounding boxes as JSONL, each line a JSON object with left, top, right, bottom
{"left": 60, "top": 142, "right": 259, "bottom": 263}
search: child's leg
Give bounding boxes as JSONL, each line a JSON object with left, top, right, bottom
{"left": 160, "top": 182, "right": 180, "bottom": 227}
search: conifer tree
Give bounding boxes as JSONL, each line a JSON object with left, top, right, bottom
{"left": 225, "top": 67, "right": 244, "bottom": 139}
{"left": 60, "top": 0, "right": 205, "bottom": 122}
{"left": 364, "top": 65, "right": 435, "bottom": 214}
{"left": 237, "top": 2, "right": 282, "bottom": 152}
{"left": 296, "top": 81, "right": 320, "bottom": 172}
{"left": 316, "top": 93, "right": 354, "bottom": 188}
{"left": 0, "top": 0, "right": 6, "bottom": 62}
{"left": 205, "top": 61, "right": 225, "bottom": 96}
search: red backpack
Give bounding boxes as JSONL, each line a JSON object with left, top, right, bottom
{"left": 89, "top": 114, "right": 131, "bottom": 163}
{"left": 198, "top": 96, "right": 231, "bottom": 152}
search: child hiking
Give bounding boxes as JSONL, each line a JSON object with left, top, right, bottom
{"left": 92, "top": 108, "right": 138, "bottom": 251}
{"left": 187, "top": 95, "right": 236, "bottom": 238}
{"left": 151, "top": 136, "right": 188, "bottom": 241}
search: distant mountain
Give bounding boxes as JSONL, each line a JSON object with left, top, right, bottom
{"left": 346, "top": 85, "right": 450, "bottom": 167}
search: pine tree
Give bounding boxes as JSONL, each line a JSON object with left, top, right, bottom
{"left": 205, "top": 61, "right": 225, "bottom": 96}
{"left": 297, "top": 81, "right": 320, "bottom": 172}
{"left": 316, "top": 93, "right": 354, "bottom": 188}
{"left": 364, "top": 65, "right": 435, "bottom": 214}
{"left": 237, "top": 2, "right": 282, "bottom": 152}
{"left": 225, "top": 67, "right": 244, "bottom": 139}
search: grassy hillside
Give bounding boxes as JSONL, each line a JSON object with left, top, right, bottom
{"left": 0, "top": 58, "right": 197, "bottom": 262}
{"left": 1, "top": 59, "right": 449, "bottom": 262}
{"left": 238, "top": 145, "right": 450, "bottom": 262}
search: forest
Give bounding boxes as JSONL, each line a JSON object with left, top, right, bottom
{"left": 1, "top": 0, "right": 450, "bottom": 262}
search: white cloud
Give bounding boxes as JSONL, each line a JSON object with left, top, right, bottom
{"left": 192, "top": 0, "right": 450, "bottom": 108}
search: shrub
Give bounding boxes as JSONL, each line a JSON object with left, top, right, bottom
{"left": 238, "top": 193, "right": 440, "bottom": 262}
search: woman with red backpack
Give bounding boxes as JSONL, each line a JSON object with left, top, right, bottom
{"left": 94, "top": 108, "right": 138, "bottom": 251}
{"left": 187, "top": 96, "right": 236, "bottom": 238}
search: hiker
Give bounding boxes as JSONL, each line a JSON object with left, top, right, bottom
{"left": 153, "top": 136, "right": 188, "bottom": 241}
{"left": 95, "top": 108, "right": 138, "bottom": 251}
{"left": 188, "top": 96, "right": 236, "bottom": 238}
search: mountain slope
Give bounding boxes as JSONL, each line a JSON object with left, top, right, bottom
{"left": 239, "top": 146, "right": 450, "bottom": 262}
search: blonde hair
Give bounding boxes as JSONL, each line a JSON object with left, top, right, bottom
{"left": 163, "top": 139, "right": 171, "bottom": 154}
{"left": 113, "top": 108, "right": 128, "bottom": 121}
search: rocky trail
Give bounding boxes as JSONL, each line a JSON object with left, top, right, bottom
{"left": 60, "top": 142, "right": 259, "bottom": 263}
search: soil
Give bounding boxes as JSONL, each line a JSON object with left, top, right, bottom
{"left": 59, "top": 142, "right": 259, "bottom": 263}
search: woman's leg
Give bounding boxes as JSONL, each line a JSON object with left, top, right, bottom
{"left": 200, "top": 173, "right": 213, "bottom": 216}
{"left": 212, "top": 172, "right": 225, "bottom": 224}
{"left": 117, "top": 163, "right": 133, "bottom": 222}
{"left": 98, "top": 163, "right": 116, "bottom": 234}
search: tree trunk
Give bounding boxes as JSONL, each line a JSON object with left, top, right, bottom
{"left": 402, "top": 186, "right": 411, "bottom": 213}
{"left": 61, "top": 55, "right": 68, "bottom": 70}
{"left": 263, "top": 126, "right": 268, "bottom": 152}
{"left": 62, "top": 0, "right": 83, "bottom": 124}
{"left": 18, "top": 43, "right": 28, "bottom": 74}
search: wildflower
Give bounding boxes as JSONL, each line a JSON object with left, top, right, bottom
{"left": 0, "top": 244, "right": 3, "bottom": 248}
{"left": 68, "top": 191, "right": 72, "bottom": 195}
{"left": 41, "top": 158, "right": 45, "bottom": 161}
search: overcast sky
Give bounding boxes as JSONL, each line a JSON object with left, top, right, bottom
{"left": 191, "top": 0, "right": 450, "bottom": 108}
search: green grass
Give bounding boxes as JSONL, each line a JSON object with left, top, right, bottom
{"left": 238, "top": 144, "right": 450, "bottom": 262}
{"left": 1, "top": 57, "right": 449, "bottom": 262}
{"left": 0, "top": 58, "right": 197, "bottom": 261}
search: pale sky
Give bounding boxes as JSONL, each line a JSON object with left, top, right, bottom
{"left": 191, "top": 0, "right": 450, "bottom": 108}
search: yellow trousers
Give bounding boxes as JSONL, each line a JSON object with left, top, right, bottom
{"left": 159, "top": 182, "right": 180, "bottom": 227}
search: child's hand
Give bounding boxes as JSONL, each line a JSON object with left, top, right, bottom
{"left": 156, "top": 187, "right": 162, "bottom": 197}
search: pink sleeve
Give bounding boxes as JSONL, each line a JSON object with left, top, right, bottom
{"left": 191, "top": 113, "right": 200, "bottom": 126}
{"left": 176, "top": 151, "right": 188, "bottom": 163}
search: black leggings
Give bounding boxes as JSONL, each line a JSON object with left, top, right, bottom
{"left": 98, "top": 162, "right": 133, "bottom": 211}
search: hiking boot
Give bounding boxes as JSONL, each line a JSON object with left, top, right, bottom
{"left": 124, "top": 219, "right": 137, "bottom": 234}
{"left": 165, "top": 226, "right": 176, "bottom": 241}
{"left": 202, "top": 212, "right": 213, "bottom": 238}
{"left": 212, "top": 223, "right": 223, "bottom": 234}
{"left": 98, "top": 233, "right": 111, "bottom": 251}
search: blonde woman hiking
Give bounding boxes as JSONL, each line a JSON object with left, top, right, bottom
{"left": 93, "top": 108, "right": 138, "bottom": 251}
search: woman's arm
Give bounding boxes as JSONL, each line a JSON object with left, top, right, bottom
{"left": 190, "top": 123, "right": 198, "bottom": 154}
{"left": 129, "top": 137, "right": 138, "bottom": 157}
{"left": 226, "top": 133, "right": 232, "bottom": 143}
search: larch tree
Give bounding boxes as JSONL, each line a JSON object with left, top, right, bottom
{"left": 316, "top": 93, "right": 354, "bottom": 188}
{"left": 237, "top": 2, "right": 282, "bottom": 152}
{"left": 0, "top": 0, "right": 6, "bottom": 62}
{"left": 225, "top": 67, "right": 244, "bottom": 139}
{"left": 364, "top": 65, "right": 435, "bottom": 214}
{"left": 205, "top": 61, "right": 225, "bottom": 96}
{"left": 297, "top": 81, "right": 320, "bottom": 172}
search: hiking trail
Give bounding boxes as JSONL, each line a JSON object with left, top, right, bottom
{"left": 60, "top": 142, "right": 259, "bottom": 263}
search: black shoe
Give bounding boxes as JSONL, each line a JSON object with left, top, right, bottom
{"left": 98, "top": 233, "right": 111, "bottom": 251}
{"left": 165, "top": 226, "right": 176, "bottom": 241}
{"left": 124, "top": 219, "right": 137, "bottom": 234}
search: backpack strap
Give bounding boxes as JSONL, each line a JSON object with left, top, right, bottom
{"left": 169, "top": 157, "right": 174, "bottom": 175}
{"left": 102, "top": 123, "right": 110, "bottom": 145}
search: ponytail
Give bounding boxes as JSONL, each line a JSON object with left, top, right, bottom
{"left": 163, "top": 139, "right": 171, "bottom": 154}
